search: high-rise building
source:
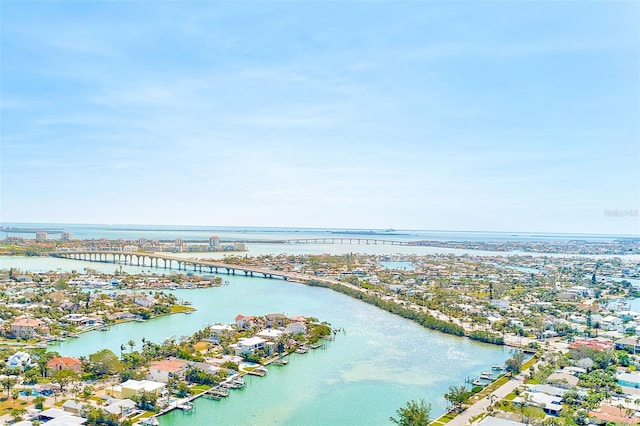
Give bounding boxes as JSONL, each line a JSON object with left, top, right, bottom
{"left": 61, "top": 232, "right": 71, "bottom": 241}
{"left": 35, "top": 232, "right": 47, "bottom": 242}
{"left": 209, "top": 236, "right": 220, "bottom": 249}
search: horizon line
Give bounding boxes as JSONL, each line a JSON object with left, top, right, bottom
{"left": 1, "top": 221, "right": 638, "bottom": 239}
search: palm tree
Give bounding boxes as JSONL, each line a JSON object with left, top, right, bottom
{"left": 33, "top": 395, "right": 46, "bottom": 410}
{"left": 11, "top": 389, "right": 20, "bottom": 407}
{"left": 128, "top": 339, "right": 136, "bottom": 352}
{"left": 2, "top": 377, "right": 17, "bottom": 399}
{"left": 23, "top": 388, "right": 32, "bottom": 404}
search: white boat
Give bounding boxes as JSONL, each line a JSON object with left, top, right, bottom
{"left": 140, "top": 418, "right": 159, "bottom": 425}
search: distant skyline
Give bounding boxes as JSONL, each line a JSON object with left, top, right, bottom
{"left": 1, "top": 1, "right": 639, "bottom": 235}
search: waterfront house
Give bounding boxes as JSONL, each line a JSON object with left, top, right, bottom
{"left": 7, "top": 351, "right": 32, "bottom": 371}
{"left": 61, "top": 314, "right": 102, "bottom": 327}
{"left": 235, "top": 314, "right": 259, "bottom": 330}
{"left": 147, "top": 359, "right": 188, "bottom": 383}
{"left": 47, "top": 356, "right": 83, "bottom": 376}
{"left": 285, "top": 321, "right": 307, "bottom": 335}
{"left": 232, "top": 336, "right": 269, "bottom": 356}
{"left": 256, "top": 328, "right": 284, "bottom": 340}
{"left": 11, "top": 317, "right": 49, "bottom": 339}
{"left": 191, "top": 361, "right": 221, "bottom": 376}
{"left": 103, "top": 398, "right": 137, "bottom": 418}
{"left": 106, "top": 380, "right": 166, "bottom": 399}
{"left": 205, "top": 324, "right": 234, "bottom": 344}
{"left": 134, "top": 295, "right": 156, "bottom": 308}
{"left": 265, "top": 313, "right": 287, "bottom": 328}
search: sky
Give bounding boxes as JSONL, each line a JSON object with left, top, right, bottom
{"left": 1, "top": 1, "right": 639, "bottom": 235}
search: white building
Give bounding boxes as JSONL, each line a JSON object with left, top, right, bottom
{"left": 7, "top": 351, "right": 32, "bottom": 370}
{"left": 147, "top": 359, "right": 188, "bottom": 383}
{"left": 233, "top": 336, "right": 268, "bottom": 356}
{"left": 285, "top": 322, "right": 307, "bottom": 335}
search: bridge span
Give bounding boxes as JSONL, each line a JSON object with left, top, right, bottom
{"left": 51, "top": 251, "right": 316, "bottom": 281}
{"left": 283, "top": 238, "right": 410, "bottom": 245}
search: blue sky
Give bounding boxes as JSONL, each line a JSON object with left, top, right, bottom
{"left": 1, "top": 1, "right": 639, "bottom": 234}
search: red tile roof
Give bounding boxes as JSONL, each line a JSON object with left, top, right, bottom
{"left": 47, "top": 356, "right": 81, "bottom": 368}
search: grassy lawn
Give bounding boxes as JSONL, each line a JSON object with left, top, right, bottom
{"left": 431, "top": 412, "right": 456, "bottom": 425}
{"left": 0, "top": 398, "right": 29, "bottom": 416}
{"left": 169, "top": 305, "right": 196, "bottom": 313}
{"left": 522, "top": 356, "right": 538, "bottom": 371}
{"left": 132, "top": 410, "right": 155, "bottom": 420}
{"left": 504, "top": 392, "right": 517, "bottom": 401}
{"left": 475, "top": 376, "right": 510, "bottom": 399}
{"left": 190, "top": 384, "right": 211, "bottom": 394}
{"left": 499, "top": 401, "right": 546, "bottom": 421}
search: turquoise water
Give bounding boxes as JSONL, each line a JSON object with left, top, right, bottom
{"left": 37, "top": 270, "right": 511, "bottom": 425}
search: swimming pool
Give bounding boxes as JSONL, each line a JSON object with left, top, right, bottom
{"left": 19, "top": 389, "right": 53, "bottom": 397}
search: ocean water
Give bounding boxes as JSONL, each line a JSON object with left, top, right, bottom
{"left": 2, "top": 222, "right": 636, "bottom": 243}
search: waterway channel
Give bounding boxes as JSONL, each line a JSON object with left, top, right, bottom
{"left": 2, "top": 255, "right": 512, "bottom": 424}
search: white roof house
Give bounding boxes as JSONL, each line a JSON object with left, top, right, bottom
{"left": 233, "top": 337, "right": 267, "bottom": 355}
{"left": 256, "top": 329, "right": 284, "bottom": 340}
{"left": 515, "top": 392, "right": 562, "bottom": 415}
{"left": 7, "top": 351, "right": 32, "bottom": 370}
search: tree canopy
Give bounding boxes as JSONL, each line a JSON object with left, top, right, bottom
{"left": 390, "top": 399, "right": 432, "bottom": 426}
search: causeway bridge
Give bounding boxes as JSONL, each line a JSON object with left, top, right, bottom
{"left": 50, "top": 251, "right": 315, "bottom": 281}
{"left": 283, "top": 238, "right": 410, "bottom": 245}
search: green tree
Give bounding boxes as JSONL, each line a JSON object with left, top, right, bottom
{"left": 506, "top": 350, "right": 526, "bottom": 374}
{"left": 10, "top": 408, "right": 27, "bottom": 422}
{"left": 0, "top": 376, "right": 17, "bottom": 398}
{"left": 82, "top": 385, "right": 94, "bottom": 400}
{"left": 390, "top": 399, "right": 432, "bottom": 426}
{"left": 444, "top": 386, "right": 469, "bottom": 412}
{"left": 23, "top": 388, "right": 32, "bottom": 403}
{"left": 34, "top": 395, "right": 46, "bottom": 410}
{"left": 51, "top": 369, "right": 79, "bottom": 394}
{"left": 89, "top": 349, "right": 122, "bottom": 376}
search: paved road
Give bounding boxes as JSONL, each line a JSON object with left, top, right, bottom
{"left": 446, "top": 359, "right": 540, "bottom": 426}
